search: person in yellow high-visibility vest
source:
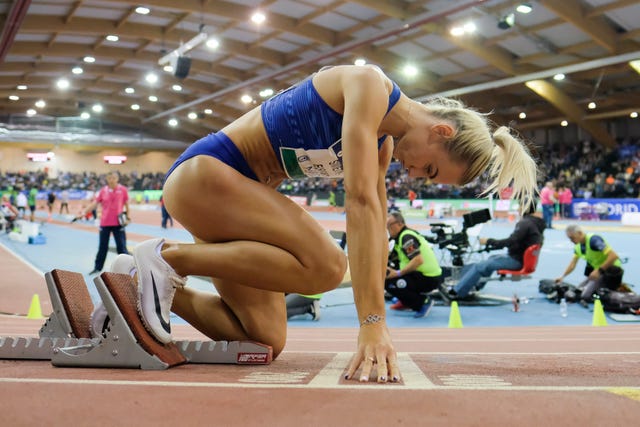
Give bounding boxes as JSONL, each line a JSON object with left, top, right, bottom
{"left": 555, "top": 224, "right": 624, "bottom": 303}
{"left": 286, "top": 293, "right": 322, "bottom": 321}
{"left": 385, "top": 212, "right": 442, "bottom": 318}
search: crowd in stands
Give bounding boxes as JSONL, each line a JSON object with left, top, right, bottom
{"left": 1, "top": 138, "right": 639, "bottom": 201}
{"left": 0, "top": 170, "right": 165, "bottom": 195}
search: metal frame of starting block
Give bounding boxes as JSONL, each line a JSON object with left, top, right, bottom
{"left": 0, "top": 270, "right": 272, "bottom": 369}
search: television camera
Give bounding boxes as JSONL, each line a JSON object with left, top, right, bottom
{"left": 425, "top": 208, "right": 492, "bottom": 267}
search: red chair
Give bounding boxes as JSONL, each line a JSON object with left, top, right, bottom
{"left": 498, "top": 244, "right": 542, "bottom": 281}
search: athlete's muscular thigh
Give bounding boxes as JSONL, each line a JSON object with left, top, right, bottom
{"left": 163, "top": 155, "right": 346, "bottom": 281}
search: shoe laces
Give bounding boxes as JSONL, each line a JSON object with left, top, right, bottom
{"left": 169, "top": 272, "right": 187, "bottom": 288}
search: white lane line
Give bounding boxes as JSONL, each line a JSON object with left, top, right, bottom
{"left": 0, "top": 240, "right": 45, "bottom": 276}
{"left": 285, "top": 351, "right": 640, "bottom": 356}
{"left": 308, "top": 351, "right": 351, "bottom": 387}
{"left": 397, "top": 352, "right": 435, "bottom": 388}
{"left": 239, "top": 371, "right": 309, "bottom": 384}
{"left": 0, "top": 377, "right": 638, "bottom": 392}
{"left": 439, "top": 374, "right": 511, "bottom": 387}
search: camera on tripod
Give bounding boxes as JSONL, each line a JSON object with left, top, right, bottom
{"left": 426, "top": 208, "right": 492, "bottom": 266}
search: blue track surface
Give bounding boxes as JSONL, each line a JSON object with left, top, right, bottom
{"left": 1, "top": 209, "right": 638, "bottom": 329}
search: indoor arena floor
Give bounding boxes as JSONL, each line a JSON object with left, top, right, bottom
{"left": 1, "top": 205, "right": 639, "bottom": 425}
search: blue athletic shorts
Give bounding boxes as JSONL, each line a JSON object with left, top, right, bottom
{"left": 165, "top": 132, "right": 258, "bottom": 181}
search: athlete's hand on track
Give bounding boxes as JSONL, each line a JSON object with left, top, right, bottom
{"left": 344, "top": 322, "right": 400, "bottom": 383}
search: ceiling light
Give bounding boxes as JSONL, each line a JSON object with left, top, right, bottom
{"left": 402, "top": 64, "right": 418, "bottom": 77}
{"left": 516, "top": 3, "right": 532, "bottom": 14}
{"left": 588, "top": 102, "right": 596, "bottom": 109}
{"left": 450, "top": 26, "right": 465, "bottom": 37}
{"left": 145, "top": 72, "right": 158, "bottom": 84}
{"left": 204, "top": 108, "right": 213, "bottom": 114}
{"left": 560, "top": 120, "right": 568, "bottom": 127}
{"left": 80, "top": 112, "right": 91, "bottom": 119}
{"left": 497, "top": 13, "right": 515, "bottom": 30}
{"left": 354, "top": 58, "right": 366, "bottom": 66}
{"left": 83, "top": 56, "right": 95, "bottom": 63}
{"left": 17, "top": 85, "right": 27, "bottom": 90}
{"left": 259, "top": 88, "right": 274, "bottom": 98}
{"left": 92, "top": 104, "right": 103, "bottom": 113}
{"left": 125, "top": 87, "right": 135, "bottom": 94}
{"left": 206, "top": 38, "right": 220, "bottom": 49}
{"left": 72, "top": 66, "right": 83, "bottom": 74}
{"left": 168, "top": 118, "right": 178, "bottom": 127}
{"left": 163, "top": 65, "right": 174, "bottom": 73}
{"left": 131, "top": 104, "right": 140, "bottom": 110}
{"left": 26, "top": 109, "right": 37, "bottom": 116}
{"left": 35, "top": 99, "right": 46, "bottom": 108}
{"left": 188, "top": 112, "right": 198, "bottom": 120}
{"left": 172, "top": 84, "right": 182, "bottom": 91}
{"left": 106, "top": 35, "right": 119, "bottom": 42}
{"left": 9, "top": 95, "right": 19, "bottom": 101}
{"left": 241, "top": 94, "right": 253, "bottom": 104}
{"left": 553, "top": 73, "right": 565, "bottom": 81}
{"left": 57, "top": 78, "right": 70, "bottom": 89}
{"left": 251, "top": 11, "right": 266, "bottom": 25}
{"left": 462, "top": 22, "right": 476, "bottom": 33}
{"left": 518, "top": 112, "right": 526, "bottom": 119}
{"left": 148, "top": 95, "right": 158, "bottom": 102}
{"left": 631, "top": 112, "right": 638, "bottom": 118}
{"left": 135, "top": 6, "right": 150, "bottom": 15}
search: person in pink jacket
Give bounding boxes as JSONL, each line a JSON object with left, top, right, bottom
{"left": 557, "top": 185, "right": 573, "bottom": 218}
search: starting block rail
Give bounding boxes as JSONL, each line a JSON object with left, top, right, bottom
{"left": 0, "top": 269, "right": 272, "bottom": 369}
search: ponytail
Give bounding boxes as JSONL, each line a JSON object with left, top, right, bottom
{"left": 483, "top": 126, "right": 539, "bottom": 209}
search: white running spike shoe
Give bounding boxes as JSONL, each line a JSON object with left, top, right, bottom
{"left": 134, "top": 238, "right": 186, "bottom": 344}
{"left": 89, "top": 254, "right": 136, "bottom": 338}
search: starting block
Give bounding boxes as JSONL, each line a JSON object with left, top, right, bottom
{"left": 0, "top": 269, "right": 272, "bottom": 369}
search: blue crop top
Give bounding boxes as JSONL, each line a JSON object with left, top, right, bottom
{"left": 261, "top": 76, "right": 401, "bottom": 179}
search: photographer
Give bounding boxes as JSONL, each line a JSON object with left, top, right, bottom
{"left": 385, "top": 212, "right": 442, "bottom": 318}
{"left": 441, "top": 201, "right": 545, "bottom": 300}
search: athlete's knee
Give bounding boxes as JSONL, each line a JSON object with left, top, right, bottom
{"left": 238, "top": 308, "right": 287, "bottom": 358}
{"left": 305, "top": 249, "right": 347, "bottom": 294}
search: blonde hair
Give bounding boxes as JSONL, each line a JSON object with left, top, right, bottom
{"left": 423, "top": 97, "right": 539, "bottom": 207}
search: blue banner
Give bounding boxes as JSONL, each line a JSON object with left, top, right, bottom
{"left": 572, "top": 198, "right": 640, "bottom": 220}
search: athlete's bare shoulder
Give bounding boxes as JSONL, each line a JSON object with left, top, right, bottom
{"left": 312, "top": 65, "right": 392, "bottom": 112}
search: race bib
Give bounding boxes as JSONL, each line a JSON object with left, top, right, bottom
{"left": 280, "top": 139, "right": 344, "bottom": 179}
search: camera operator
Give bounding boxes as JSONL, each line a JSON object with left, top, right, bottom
{"left": 386, "top": 212, "right": 443, "bottom": 318}
{"left": 440, "top": 201, "right": 545, "bottom": 300}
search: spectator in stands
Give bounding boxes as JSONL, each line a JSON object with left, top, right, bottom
{"left": 555, "top": 224, "right": 624, "bottom": 304}
{"left": 385, "top": 212, "right": 441, "bottom": 318}
{"left": 440, "top": 201, "right": 545, "bottom": 300}
{"left": 62, "top": 65, "right": 540, "bottom": 383}
{"left": 75, "top": 172, "right": 130, "bottom": 275}
{"left": 540, "top": 181, "right": 556, "bottom": 229}
{"left": 286, "top": 293, "right": 322, "bottom": 321}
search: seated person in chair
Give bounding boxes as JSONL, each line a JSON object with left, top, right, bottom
{"left": 554, "top": 224, "right": 624, "bottom": 304}
{"left": 385, "top": 212, "right": 442, "bottom": 318}
{"left": 441, "top": 200, "right": 545, "bottom": 300}
{"left": 1, "top": 194, "right": 19, "bottom": 232}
